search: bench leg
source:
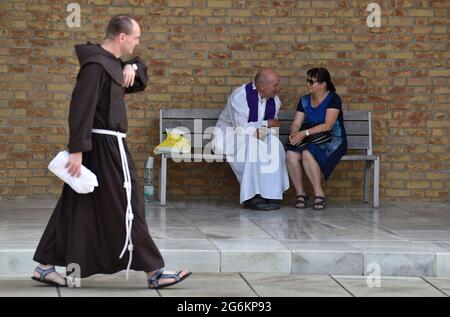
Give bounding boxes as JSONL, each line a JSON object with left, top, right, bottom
{"left": 363, "top": 161, "right": 372, "bottom": 204}
{"left": 373, "top": 156, "right": 380, "bottom": 209}
{"left": 159, "top": 154, "right": 167, "bottom": 206}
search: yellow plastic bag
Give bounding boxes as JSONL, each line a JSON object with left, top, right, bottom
{"left": 154, "top": 128, "right": 191, "bottom": 154}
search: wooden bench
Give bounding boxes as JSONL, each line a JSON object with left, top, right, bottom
{"left": 158, "top": 109, "right": 380, "bottom": 208}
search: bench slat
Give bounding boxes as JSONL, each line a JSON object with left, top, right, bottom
{"left": 162, "top": 109, "right": 222, "bottom": 119}
{"left": 163, "top": 120, "right": 369, "bottom": 136}
{"left": 277, "top": 135, "right": 369, "bottom": 149}
{"left": 162, "top": 153, "right": 378, "bottom": 162}
{"left": 341, "top": 155, "right": 378, "bottom": 161}
{"left": 162, "top": 119, "right": 218, "bottom": 132}
{"left": 276, "top": 109, "right": 369, "bottom": 121}
{"left": 162, "top": 109, "right": 370, "bottom": 121}
{"left": 162, "top": 134, "right": 369, "bottom": 150}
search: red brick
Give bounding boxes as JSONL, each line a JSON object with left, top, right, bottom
{"left": 0, "top": 1, "right": 447, "bottom": 202}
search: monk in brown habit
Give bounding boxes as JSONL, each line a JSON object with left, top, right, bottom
{"left": 32, "top": 15, "right": 191, "bottom": 289}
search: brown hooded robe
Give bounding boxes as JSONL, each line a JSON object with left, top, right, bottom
{"left": 33, "top": 42, "right": 164, "bottom": 278}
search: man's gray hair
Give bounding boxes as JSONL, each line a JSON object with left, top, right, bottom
{"left": 106, "top": 14, "right": 134, "bottom": 39}
{"left": 254, "top": 69, "right": 274, "bottom": 86}
{"left": 254, "top": 69, "right": 265, "bottom": 86}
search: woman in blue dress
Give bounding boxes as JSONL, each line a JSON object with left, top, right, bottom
{"left": 286, "top": 68, "right": 347, "bottom": 210}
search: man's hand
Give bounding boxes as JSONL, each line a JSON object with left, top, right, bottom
{"left": 256, "top": 127, "right": 268, "bottom": 140}
{"left": 122, "top": 64, "right": 136, "bottom": 88}
{"left": 289, "top": 131, "right": 305, "bottom": 146}
{"left": 267, "top": 119, "right": 281, "bottom": 128}
{"left": 65, "top": 152, "right": 82, "bottom": 178}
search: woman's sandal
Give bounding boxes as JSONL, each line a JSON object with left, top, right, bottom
{"left": 31, "top": 267, "right": 67, "bottom": 287}
{"left": 295, "top": 195, "right": 309, "bottom": 209}
{"left": 148, "top": 268, "right": 192, "bottom": 289}
{"left": 313, "top": 196, "right": 326, "bottom": 210}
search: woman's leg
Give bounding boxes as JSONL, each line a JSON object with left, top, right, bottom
{"left": 301, "top": 150, "right": 325, "bottom": 208}
{"left": 286, "top": 151, "right": 310, "bottom": 208}
{"left": 286, "top": 151, "right": 306, "bottom": 196}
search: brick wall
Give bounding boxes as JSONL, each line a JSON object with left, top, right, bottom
{"left": 0, "top": 0, "right": 448, "bottom": 202}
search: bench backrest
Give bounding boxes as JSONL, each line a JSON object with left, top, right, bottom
{"left": 160, "top": 109, "right": 373, "bottom": 155}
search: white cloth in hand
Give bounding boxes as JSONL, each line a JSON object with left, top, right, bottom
{"left": 48, "top": 151, "right": 98, "bottom": 194}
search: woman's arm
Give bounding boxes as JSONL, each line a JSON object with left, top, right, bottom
{"left": 305, "top": 108, "right": 339, "bottom": 135}
{"left": 288, "top": 111, "right": 305, "bottom": 145}
{"left": 290, "top": 111, "right": 304, "bottom": 134}
{"left": 305, "top": 93, "right": 342, "bottom": 135}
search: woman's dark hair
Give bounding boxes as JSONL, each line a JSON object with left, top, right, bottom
{"left": 306, "top": 67, "right": 336, "bottom": 93}
{"left": 106, "top": 14, "right": 134, "bottom": 40}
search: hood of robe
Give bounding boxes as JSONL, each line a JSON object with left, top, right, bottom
{"left": 75, "top": 42, "right": 123, "bottom": 85}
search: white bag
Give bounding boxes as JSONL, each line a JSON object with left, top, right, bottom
{"left": 48, "top": 151, "right": 98, "bottom": 194}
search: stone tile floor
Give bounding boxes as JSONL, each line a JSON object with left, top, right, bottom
{"left": 0, "top": 272, "right": 448, "bottom": 297}
{"left": 0, "top": 198, "right": 449, "bottom": 296}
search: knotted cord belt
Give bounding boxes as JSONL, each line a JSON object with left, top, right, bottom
{"left": 92, "top": 129, "right": 134, "bottom": 279}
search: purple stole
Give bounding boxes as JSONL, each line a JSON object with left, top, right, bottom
{"left": 245, "top": 82, "right": 275, "bottom": 123}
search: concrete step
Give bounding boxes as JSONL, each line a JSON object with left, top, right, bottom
{"left": 2, "top": 240, "right": 449, "bottom": 277}
{"left": 1, "top": 199, "right": 449, "bottom": 278}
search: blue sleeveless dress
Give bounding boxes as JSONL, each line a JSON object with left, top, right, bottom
{"left": 287, "top": 92, "right": 347, "bottom": 180}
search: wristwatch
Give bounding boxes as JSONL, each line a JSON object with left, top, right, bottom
{"left": 305, "top": 129, "right": 310, "bottom": 136}
{"left": 131, "top": 63, "right": 138, "bottom": 71}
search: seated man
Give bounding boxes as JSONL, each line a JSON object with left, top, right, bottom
{"left": 212, "top": 68, "right": 290, "bottom": 210}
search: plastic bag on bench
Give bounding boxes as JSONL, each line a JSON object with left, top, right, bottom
{"left": 154, "top": 128, "right": 191, "bottom": 154}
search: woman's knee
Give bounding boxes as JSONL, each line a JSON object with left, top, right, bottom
{"left": 302, "top": 150, "right": 313, "bottom": 161}
{"left": 286, "top": 151, "right": 301, "bottom": 164}
{"left": 301, "top": 150, "right": 316, "bottom": 167}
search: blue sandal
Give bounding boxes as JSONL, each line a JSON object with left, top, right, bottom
{"left": 31, "top": 267, "right": 67, "bottom": 287}
{"left": 148, "top": 268, "right": 192, "bottom": 289}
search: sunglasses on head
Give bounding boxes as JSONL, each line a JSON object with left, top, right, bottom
{"left": 306, "top": 79, "right": 319, "bottom": 85}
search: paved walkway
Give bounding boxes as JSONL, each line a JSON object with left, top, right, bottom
{"left": 1, "top": 199, "right": 449, "bottom": 277}
{"left": 1, "top": 272, "right": 449, "bottom": 297}
{"left": 0, "top": 198, "right": 449, "bottom": 296}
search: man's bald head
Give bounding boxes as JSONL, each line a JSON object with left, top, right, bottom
{"left": 106, "top": 15, "right": 135, "bottom": 40}
{"left": 255, "top": 68, "right": 279, "bottom": 86}
{"left": 104, "top": 14, "right": 141, "bottom": 57}
{"left": 254, "top": 68, "right": 280, "bottom": 99}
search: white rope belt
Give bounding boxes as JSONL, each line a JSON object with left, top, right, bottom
{"left": 92, "top": 128, "right": 133, "bottom": 279}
